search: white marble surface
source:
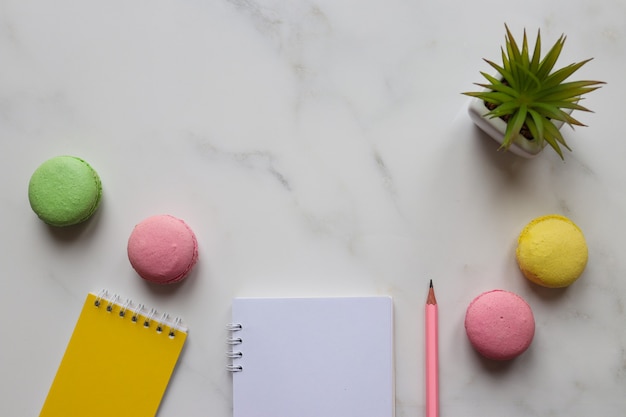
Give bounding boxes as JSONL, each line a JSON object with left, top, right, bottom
{"left": 1, "top": 0, "right": 625, "bottom": 416}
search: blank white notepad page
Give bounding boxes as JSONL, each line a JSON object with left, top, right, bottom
{"left": 230, "top": 296, "right": 394, "bottom": 417}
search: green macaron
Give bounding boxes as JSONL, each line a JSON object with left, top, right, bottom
{"left": 28, "top": 156, "right": 102, "bottom": 227}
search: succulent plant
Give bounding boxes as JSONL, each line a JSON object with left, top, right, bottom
{"left": 464, "top": 25, "right": 604, "bottom": 158}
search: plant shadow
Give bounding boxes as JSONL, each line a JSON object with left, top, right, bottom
{"left": 470, "top": 124, "right": 538, "bottom": 173}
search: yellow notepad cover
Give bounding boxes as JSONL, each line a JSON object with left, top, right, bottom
{"left": 39, "top": 292, "right": 187, "bottom": 417}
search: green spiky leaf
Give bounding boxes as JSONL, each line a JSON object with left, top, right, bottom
{"left": 463, "top": 24, "right": 605, "bottom": 158}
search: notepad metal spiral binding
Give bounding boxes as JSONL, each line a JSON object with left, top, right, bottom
{"left": 94, "top": 289, "right": 187, "bottom": 337}
{"left": 226, "top": 322, "right": 243, "bottom": 372}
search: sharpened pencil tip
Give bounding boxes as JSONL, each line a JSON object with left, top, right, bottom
{"left": 426, "top": 280, "right": 437, "bottom": 305}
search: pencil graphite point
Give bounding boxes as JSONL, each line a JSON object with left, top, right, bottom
{"left": 427, "top": 280, "right": 437, "bottom": 305}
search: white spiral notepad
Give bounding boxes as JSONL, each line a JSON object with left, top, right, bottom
{"left": 228, "top": 296, "right": 395, "bottom": 417}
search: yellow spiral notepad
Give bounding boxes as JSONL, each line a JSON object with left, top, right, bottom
{"left": 39, "top": 291, "right": 187, "bottom": 417}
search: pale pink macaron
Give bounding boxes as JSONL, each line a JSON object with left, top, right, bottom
{"left": 464, "top": 290, "right": 535, "bottom": 360}
{"left": 127, "top": 214, "right": 198, "bottom": 284}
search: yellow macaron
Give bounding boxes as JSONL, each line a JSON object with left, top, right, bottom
{"left": 516, "top": 214, "right": 588, "bottom": 288}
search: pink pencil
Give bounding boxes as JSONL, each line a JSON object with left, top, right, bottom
{"left": 426, "top": 280, "right": 439, "bottom": 417}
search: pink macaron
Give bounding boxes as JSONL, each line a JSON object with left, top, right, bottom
{"left": 127, "top": 214, "right": 198, "bottom": 284}
{"left": 464, "top": 290, "right": 535, "bottom": 360}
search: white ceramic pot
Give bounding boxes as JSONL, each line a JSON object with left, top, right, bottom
{"left": 467, "top": 95, "right": 572, "bottom": 159}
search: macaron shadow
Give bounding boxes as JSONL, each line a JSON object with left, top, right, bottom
{"left": 141, "top": 258, "right": 202, "bottom": 297}
{"left": 40, "top": 199, "right": 105, "bottom": 244}
{"left": 524, "top": 278, "right": 570, "bottom": 303}
{"left": 470, "top": 345, "right": 534, "bottom": 375}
